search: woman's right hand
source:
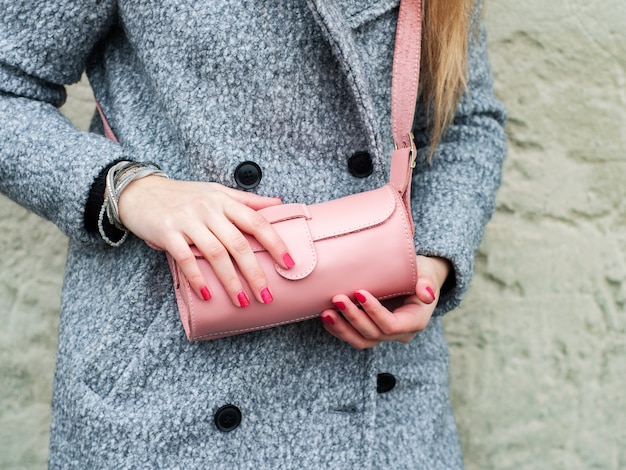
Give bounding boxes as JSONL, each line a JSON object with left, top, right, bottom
{"left": 116, "top": 176, "right": 294, "bottom": 307}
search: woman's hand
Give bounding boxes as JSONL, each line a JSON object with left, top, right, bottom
{"left": 117, "top": 176, "right": 294, "bottom": 307}
{"left": 320, "top": 255, "right": 452, "bottom": 349}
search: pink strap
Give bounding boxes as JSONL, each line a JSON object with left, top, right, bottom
{"left": 391, "top": 0, "right": 422, "bottom": 150}
{"left": 95, "top": 101, "right": 119, "bottom": 144}
{"left": 388, "top": 0, "right": 422, "bottom": 217}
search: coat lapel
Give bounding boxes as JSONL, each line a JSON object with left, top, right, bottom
{"left": 335, "top": 0, "right": 401, "bottom": 29}
{"left": 306, "top": 0, "right": 400, "bottom": 159}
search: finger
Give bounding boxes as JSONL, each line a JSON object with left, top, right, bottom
{"left": 415, "top": 282, "right": 437, "bottom": 305}
{"left": 202, "top": 216, "right": 278, "bottom": 305}
{"left": 356, "top": 290, "right": 429, "bottom": 337}
{"left": 216, "top": 184, "right": 283, "bottom": 210}
{"left": 415, "top": 255, "right": 452, "bottom": 296}
{"left": 225, "top": 203, "right": 295, "bottom": 271}
{"left": 384, "top": 297, "right": 433, "bottom": 334}
{"left": 186, "top": 227, "right": 253, "bottom": 307}
{"left": 164, "top": 234, "right": 215, "bottom": 302}
{"left": 319, "top": 309, "right": 381, "bottom": 350}
{"left": 331, "top": 294, "right": 385, "bottom": 341}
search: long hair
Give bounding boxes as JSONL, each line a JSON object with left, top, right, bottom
{"left": 421, "top": 0, "right": 475, "bottom": 156}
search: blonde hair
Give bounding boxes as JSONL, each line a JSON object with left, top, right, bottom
{"left": 421, "top": 0, "right": 475, "bottom": 156}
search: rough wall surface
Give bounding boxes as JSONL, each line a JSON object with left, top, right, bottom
{"left": 0, "top": 0, "right": 624, "bottom": 468}
{"left": 446, "top": 1, "right": 626, "bottom": 469}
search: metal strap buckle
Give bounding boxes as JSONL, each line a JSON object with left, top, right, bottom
{"left": 395, "top": 132, "right": 417, "bottom": 168}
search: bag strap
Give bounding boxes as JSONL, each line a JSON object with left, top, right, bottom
{"left": 96, "top": 101, "right": 119, "bottom": 144}
{"left": 392, "top": 0, "right": 422, "bottom": 151}
{"left": 389, "top": 0, "right": 422, "bottom": 214}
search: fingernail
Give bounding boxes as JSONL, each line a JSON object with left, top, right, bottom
{"left": 333, "top": 301, "right": 346, "bottom": 311}
{"left": 200, "top": 286, "right": 211, "bottom": 301}
{"left": 283, "top": 253, "right": 295, "bottom": 269}
{"left": 426, "top": 286, "right": 436, "bottom": 302}
{"left": 260, "top": 287, "right": 273, "bottom": 304}
{"left": 354, "top": 292, "right": 367, "bottom": 304}
{"left": 237, "top": 291, "right": 250, "bottom": 308}
{"left": 321, "top": 315, "right": 335, "bottom": 326}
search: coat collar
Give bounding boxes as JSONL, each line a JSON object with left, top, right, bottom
{"left": 306, "top": 0, "right": 400, "bottom": 158}
{"left": 334, "top": 0, "right": 401, "bottom": 29}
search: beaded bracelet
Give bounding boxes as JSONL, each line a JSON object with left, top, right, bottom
{"left": 98, "top": 161, "right": 169, "bottom": 247}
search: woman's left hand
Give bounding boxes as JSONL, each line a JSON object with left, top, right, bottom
{"left": 320, "top": 255, "right": 451, "bottom": 349}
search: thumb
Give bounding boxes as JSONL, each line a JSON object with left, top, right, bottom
{"left": 414, "top": 255, "right": 452, "bottom": 305}
{"left": 415, "top": 277, "right": 437, "bottom": 305}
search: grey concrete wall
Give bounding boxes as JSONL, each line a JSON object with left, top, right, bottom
{"left": 1, "top": 0, "right": 624, "bottom": 468}
{"left": 446, "top": 0, "right": 626, "bottom": 468}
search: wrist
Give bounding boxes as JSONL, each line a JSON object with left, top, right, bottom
{"left": 98, "top": 161, "right": 168, "bottom": 246}
{"left": 117, "top": 174, "right": 168, "bottom": 227}
{"left": 84, "top": 158, "right": 129, "bottom": 238}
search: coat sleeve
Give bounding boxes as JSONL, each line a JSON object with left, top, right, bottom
{"left": 411, "top": 21, "right": 508, "bottom": 316}
{"left": 0, "top": 0, "right": 123, "bottom": 244}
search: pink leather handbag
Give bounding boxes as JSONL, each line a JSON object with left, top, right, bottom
{"left": 167, "top": 0, "right": 425, "bottom": 340}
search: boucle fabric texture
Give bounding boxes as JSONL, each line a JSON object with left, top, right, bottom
{"left": 0, "top": 0, "right": 506, "bottom": 468}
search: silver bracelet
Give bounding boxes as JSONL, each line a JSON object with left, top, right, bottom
{"left": 98, "top": 161, "right": 169, "bottom": 247}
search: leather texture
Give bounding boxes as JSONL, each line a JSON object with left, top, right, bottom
{"left": 168, "top": 160, "right": 418, "bottom": 340}
{"left": 392, "top": 0, "right": 422, "bottom": 149}
{"left": 168, "top": 0, "right": 423, "bottom": 340}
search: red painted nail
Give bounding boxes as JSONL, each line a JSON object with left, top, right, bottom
{"left": 321, "top": 315, "right": 335, "bottom": 326}
{"left": 354, "top": 292, "right": 367, "bottom": 304}
{"left": 237, "top": 291, "right": 250, "bottom": 308}
{"left": 260, "top": 287, "right": 273, "bottom": 304}
{"left": 200, "top": 286, "right": 211, "bottom": 301}
{"left": 426, "top": 286, "right": 436, "bottom": 303}
{"left": 333, "top": 301, "right": 346, "bottom": 311}
{"left": 283, "top": 253, "right": 295, "bottom": 269}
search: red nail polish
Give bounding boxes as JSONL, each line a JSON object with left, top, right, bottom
{"left": 260, "top": 287, "right": 273, "bottom": 304}
{"left": 354, "top": 292, "right": 367, "bottom": 304}
{"left": 333, "top": 301, "right": 346, "bottom": 311}
{"left": 200, "top": 286, "right": 211, "bottom": 301}
{"left": 283, "top": 253, "right": 295, "bottom": 269}
{"left": 321, "top": 315, "right": 335, "bottom": 326}
{"left": 426, "top": 286, "right": 436, "bottom": 302}
{"left": 237, "top": 291, "right": 250, "bottom": 308}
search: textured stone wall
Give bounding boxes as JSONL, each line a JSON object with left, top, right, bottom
{"left": 446, "top": 0, "right": 626, "bottom": 468}
{"left": 0, "top": 0, "right": 624, "bottom": 468}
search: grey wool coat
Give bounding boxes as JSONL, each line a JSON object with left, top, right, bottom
{"left": 0, "top": 0, "right": 506, "bottom": 468}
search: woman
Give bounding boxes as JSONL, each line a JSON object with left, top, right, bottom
{"left": 0, "top": 0, "right": 506, "bottom": 467}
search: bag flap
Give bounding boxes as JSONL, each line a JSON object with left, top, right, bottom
{"left": 248, "top": 205, "right": 318, "bottom": 280}
{"left": 305, "top": 184, "right": 398, "bottom": 241}
{"left": 255, "top": 184, "right": 398, "bottom": 243}
{"left": 188, "top": 184, "right": 401, "bottom": 281}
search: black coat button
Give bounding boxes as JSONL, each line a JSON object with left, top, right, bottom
{"left": 347, "top": 151, "right": 373, "bottom": 178}
{"left": 214, "top": 404, "right": 242, "bottom": 432}
{"left": 234, "top": 161, "right": 262, "bottom": 189}
{"left": 376, "top": 373, "right": 397, "bottom": 394}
